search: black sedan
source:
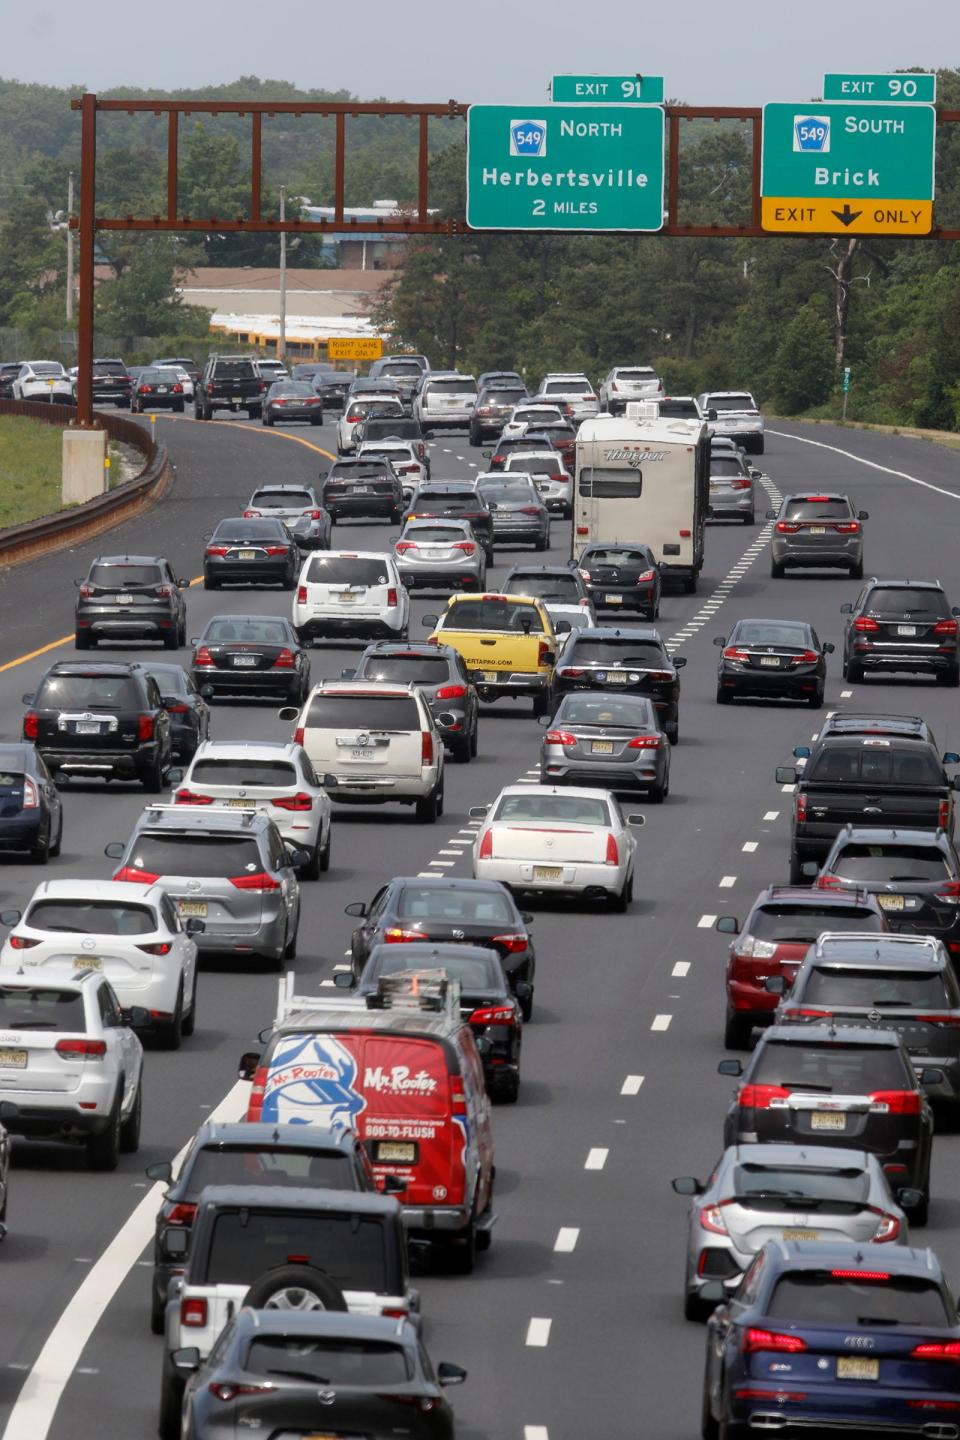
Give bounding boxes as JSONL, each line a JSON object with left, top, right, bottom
{"left": 138, "top": 663, "right": 212, "bottom": 760}
{"left": 714, "top": 617, "right": 833, "bottom": 707}
{"left": 345, "top": 875, "right": 536, "bottom": 1019}
{"left": 320, "top": 459, "right": 404, "bottom": 524}
{"left": 130, "top": 367, "right": 186, "bottom": 413}
{"left": 575, "top": 543, "right": 662, "bottom": 619}
{"left": 191, "top": 615, "right": 311, "bottom": 703}
{"left": 552, "top": 628, "right": 685, "bottom": 744}
{"left": 0, "top": 742, "right": 63, "bottom": 863}
{"left": 203, "top": 518, "right": 297, "bottom": 590}
{"left": 345, "top": 941, "right": 524, "bottom": 1101}
{"left": 262, "top": 380, "right": 324, "bottom": 426}
{"left": 346, "top": 640, "right": 480, "bottom": 762}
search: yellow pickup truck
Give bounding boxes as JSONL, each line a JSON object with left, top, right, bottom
{"left": 423, "top": 593, "right": 565, "bottom": 716}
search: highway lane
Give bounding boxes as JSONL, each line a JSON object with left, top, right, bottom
{"left": 0, "top": 413, "right": 959, "bottom": 1440}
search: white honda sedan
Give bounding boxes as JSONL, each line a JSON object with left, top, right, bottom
{"left": 470, "top": 784, "right": 643, "bottom": 909}
{"left": 0, "top": 879, "right": 200, "bottom": 1048}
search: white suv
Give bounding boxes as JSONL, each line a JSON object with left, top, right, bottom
{"left": 0, "top": 881, "right": 199, "bottom": 1049}
{"left": 0, "top": 969, "right": 144, "bottom": 1169}
{"left": 536, "top": 373, "right": 600, "bottom": 422}
{"left": 412, "top": 371, "right": 478, "bottom": 434}
{"left": 697, "top": 390, "right": 765, "bottom": 454}
{"left": 293, "top": 550, "right": 410, "bottom": 645}
{"left": 599, "top": 366, "right": 663, "bottom": 414}
{"left": 280, "top": 679, "right": 445, "bottom": 822}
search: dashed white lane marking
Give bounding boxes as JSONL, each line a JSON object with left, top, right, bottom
{"left": 767, "top": 426, "right": 960, "bottom": 503}
{"left": 417, "top": 871, "right": 435, "bottom": 877}
{"left": 764, "top": 810, "right": 780, "bottom": 821}
{"left": 841, "top": 689, "right": 853, "bottom": 698}
{"left": 524, "top": 1428, "right": 550, "bottom": 1440}
{"left": 526, "top": 1318, "right": 552, "bottom": 1347}
{"left": 621, "top": 1074, "right": 644, "bottom": 1094}
{"left": 333, "top": 963, "right": 351, "bottom": 972}
{"left": 698, "top": 913, "right": 717, "bottom": 928}
{"left": 719, "top": 875, "right": 737, "bottom": 888}
{"left": 319, "top": 978, "right": 336, "bottom": 987}
{"left": 554, "top": 1227, "right": 580, "bottom": 1252}
{"left": 672, "top": 961, "right": 690, "bottom": 977}
{"left": 585, "top": 1147, "right": 609, "bottom": 1170}
{"left": 447, "top": 838, "right": 472, "bottom": 847}
{"left": 438, "top": 849, "right": 460, "bottom": 856}
{"left": 429, "top": 859, "right": 456, "bottom": 867}
{"left": 742, "top": 841, "right": 758, "bottom": 853}
{"left": 781, "top": 783, "right": 796, "bottom": 793}
{"left": 651, "top": 1013, "right": 672, "bottom": 1031}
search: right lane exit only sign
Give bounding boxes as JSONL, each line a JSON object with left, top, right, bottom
{"left": 761, "top": 101, "right": 936, "bottom": 234}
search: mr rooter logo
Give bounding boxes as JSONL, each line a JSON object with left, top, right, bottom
{"left": 261, "top": 1034, "right": 366, "bottom": 1129}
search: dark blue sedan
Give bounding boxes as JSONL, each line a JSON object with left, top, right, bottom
{"left": 0, "top": 743, "right": 62, "bottom": 863}
{"left": 702, "top": 1240, "right": 960, "bottom": 1438}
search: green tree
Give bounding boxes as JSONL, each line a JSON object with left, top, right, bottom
{"left": 95, "top": 236, "right": 207, "bottom": 339}
{"left": 769, "top": 301, "right": 836, "bottom": 412}
{"left": 0, "top": 194, "right": 61, "bottom": 327}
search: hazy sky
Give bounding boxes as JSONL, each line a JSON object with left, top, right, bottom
{"left": 2, "top": 1, "right": 951, "bottom": 105}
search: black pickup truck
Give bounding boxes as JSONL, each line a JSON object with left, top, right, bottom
{"left": 194, "top": 355, "right": 265, "bottom": 420}
{"left": 777, "top": 733, "right": 960, "bottom": 882}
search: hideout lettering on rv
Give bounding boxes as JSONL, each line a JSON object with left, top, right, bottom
{"left": 603, "top": 449, "right": 669, "bottom": 462}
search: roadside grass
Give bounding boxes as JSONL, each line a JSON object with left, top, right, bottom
{"left": 0, "top": 417, "right": 125, "bottom": 527}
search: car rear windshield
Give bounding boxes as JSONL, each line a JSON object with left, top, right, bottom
{"left": 443, "top": 600, "right": 544, "bottom": 633}
{"left": 424, "top": 378, "right": 477, "bottom": 396}
{"left": 360, "top": 656, "right": 451, "bottom": 684}
{"left": 710, "top": 456, "right": 747, "bottom": 476}
{"left": 658, "top": 400, "right": 699, "bottom": 417}
{"left": 750, "top": 1041, "right": 910, "bottom": 1092}
{"left": 24, "top": 900, "right": 157, "bottom": 935}
{"left": 513, "top": 408, "right": 562, "bottom": 424}
{"left": 481, "top": 387, "right": 525, "bottom": 403}
{"left": 245, "top": 1336, "right": 410, "bottom": 1385}
{"left": 569, "top": 640, "right": 666, "bottom": 665}
{"left": 507, "top": 574, "right": 579, "bottom": 600}
{"left": 865, "top": 588, "right": 949, "bottom": 616}
{"left": 832, "top": 843, "right": 950, "bottom": 883}
{"left": 189, "top": 759, "right": 299, "bottom": 787}
{"left": 213, "top": 360, "right": 256, "bottom": 378}
{"left": 404, "top": 525, "right": 468, "bottom": 544}
{"left": 328, "top": 463, "right": 392, "bottom": 482}
{"left": 346, "top": 401, "right": 403, "bottom": 420}
{"left": 480, "top": 483, "right": 538, "bottom": 504}
{"left": 88, "top": 564, "right": 164, "bottom": 588}
{"left": 35, "top": 674, "right": 142, "bottom": 711}
{"left": 374, "top": 952, "right": 499, "bottom": 988}
{"left": 493, "top": 792, "right": 610, "bottom": 825}
{"left": 93, "top": 362, "right": 126, "bottom": 376}
{"left": 544, "top": 379, "right": 591, "bottom": 394}
{"left": 128, "top": 835, "right": 263, "bottom": 879}
{"left": 204, "top": 619, "right": 290, "bottom": 645}
{"left": 734, "top": 623, "right": 810, "bottom": 648}
{"left": 732, "top": 1163, "right": 871, "bottom": 1209}
{"left": 183, "top": 1145, "right": 351, "bottom": 1199}
{"left": 556, "top": 696, "right": 657, "bottom": 727}
{"left": 509, "top": 455, "right": 562, "bottom": 475}
{"left": 749, "top": 904, "right": 883, "bottom": 942}
{"left": 397, "top": 886, "right": 513, "bottom": 924}
{"left": 212, "top": 520, "right": 285, "bottom": 540}
{"left": 807, "top": 746, "right": 944, "bottom": 786}
{"left": 709, "top": 394, "right": 757, "bottom": 411}
{"left": 305, "top": 695, "right": 420, "bottom": 730}
{"left": 305, "top": 557, "right": 390, "bottom": 586}
{"left": 270, "top": 383, "right": 312, "bottom": 397}
{"left": 802, "top": 966, "right": 953, "bottom": 1009}
{"left": 783, "top": 498, "right": 853, "bottom": 520}
{"left": 378, "top": 361, "right": 422, "bottom": 376}
{"left": 31, "top": 364, "right": 63, "bottom": 376}
{"left": 615, "top": 368, "right": 658, "bottom": 381}
{"left": 0, "top": 986, "right": 86, "bottom": 1028}
{"left": 583, "top": 548, "right": 654, "bottom": 568}
{"left": 250, "top": 491, "right": 314, "bottom": 509}
{"left": 363, "top": 420, "right": 420, "bottom": 440}
{"left": 767, "top": 1272, "right": 950, "bottom": 1326}
{"left": 205, "top": 1211, "right": 388, "bottom": 1290}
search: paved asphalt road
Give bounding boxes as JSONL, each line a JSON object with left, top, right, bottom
{"left": 0, "top": 411, "right": 959, "bottom": 1440}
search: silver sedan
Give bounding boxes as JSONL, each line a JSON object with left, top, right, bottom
{"left": 539, "top": 692, "right": 670, "bottom": 800}
{"left": 394, "top": 518, "right": 487, "bottom": 592}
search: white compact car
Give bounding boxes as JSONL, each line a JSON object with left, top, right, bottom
{"left": 356, "top": 440, "right": 427, "bottom": 504}
{"left": 293, "top": 550, "right": 409, "bottom": 644}
{"left": 12, "top": 361, "right": 74, "bottom": 403}
{"left": 280, "top": 679, "right": 445, "bottom": 822}
{"left": 0, "top": 968, "right": 144, "bottom": 1169}
{"left": 0, "top": 880, "right": 200, "bottom": 1048}
{"left": 471, "top": 784, "right": 643, "bottom": 908}
{"left": 171, "top": 740, "right": 332, "bottom": 879}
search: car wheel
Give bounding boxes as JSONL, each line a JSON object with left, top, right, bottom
{"left": 610, "top": 871, "right": 632, "bottom": 912}
{"left": 30, "top": 830, "right": 50, "bottom": 864}
{"left": 203, "top": 574, "right": 219, "bottom": 590}
{"left": 849, "top": 561, "right": 864, "bottom": 580}
{"left": 718, "top": 1419, "right": 747, "bottom": 1440}
{"left": 158, "top": 1356, "right": 186, "bottom": 1440}
{"left": 263, "top": 415, "right": 273, "bottom": 426}
{"left": 532, "top": 693, "right": 550, "bottom": 718}
{"left": 648, "top": 777, "right": 667, "bottom": 804}
{"left": 49, "top": 813, "right": 63, "bottom": 858}
{"left": 415, "top": 789, "right": 439, "bottom": 823}
{"left": 181, "top": 970, "right": 198, "bottom": 1038}
{"left": 281, "top": 569, "right": 296, "bottom": 591}
{"left": 283, "top": 922, "right": 298, "bottom": 962}
{"left": 519, "top": 989, "right": 533, "bottom": 1022}
{"left": 86, "top": 1093, "right": 121, "bottom": 1171}
{"left": 159, "top": 983, "right": 183, "bottom": 1051}
{"left": 495, "top": 1073, "right": 520, "bottom": 1104}
{"left": 808, "top": 686, "right": 824, "bottom": 708}
{"left": 682, "top": 575, "right": 698, "bottom": 594}
{"left": 685, "top": 1288, "right": 710, "bottom": 1324}
{"left": 300, "top": 844, "right": 322, "bottom": 881}
{"left": 141, "top": 757, "right": 164, "bottom": 794}
{"left": 162, "top": 627, "right": 179, "bottom": 650}
{"left": 149, "top": 1286, "right": 165, "bottom": 1336}
{"left": 770, "top": 559, "right": 785, "bottom": 579}
{"left": 119, "top": 1076, "right": 142, "bottom": 1152}
{"left": 666, "top": 724, "right": 679, "bottom": 745}
{"left": 723, "top": 1009, "right": 754, "bottom": 1050}
{"left": 716, "top": 686, "right": 731, "bottom": 705}
{"left": 452, "top": 736, "right": 472, "bottom": 763}
{"left": 701, "top": 1373, "right": 720, "bottom": 1439}
{"left": 449, "top": 1213, "right": 477, "bottom": 1274}
{"left": 75, "top": 629, "right": 91, "bottom": 650}
{"left": 174, "top": 400, "right": 184, "bottom": 414}
{"left": 243, "top": 1264, "right": 348, "bottom": 1312}
{"left": 319, "top": 832, "right": 331, "bottom": 872}
{"left": 470, "top": 723, "right": 479, "bottom": 758}
{"left": 937, "top": 667, "right": 960, "bottom": 688}
{"left": 845, "top": 660, "right": 864, "bottom": 684}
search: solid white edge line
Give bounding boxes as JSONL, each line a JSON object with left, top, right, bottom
{"left": 767, "top": 427, "right": 960, "bottom": 502}
{"left": 524, "top": 1428, "right": 550, "bottom": 1440}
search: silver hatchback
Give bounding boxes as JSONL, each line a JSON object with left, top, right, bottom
{"left": 394, "top": 518, "right": 487, "bottom": 592}
{"left": 769, "top": 491, "right": 869, "bottom": 578}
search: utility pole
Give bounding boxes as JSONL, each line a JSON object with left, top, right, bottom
{"left": 278, "top": 184, "right": 287, "bottom": 361}
{"left": 66, "top": 170, "right": 75, "bottom": 322}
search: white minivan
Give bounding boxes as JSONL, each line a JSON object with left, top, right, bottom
{"left": 292, "top": 550, "right": 410, "bottom": 644}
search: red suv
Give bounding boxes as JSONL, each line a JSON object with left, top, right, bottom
{"left": 717, "top": 885, "right": 888, "bottom": 1047}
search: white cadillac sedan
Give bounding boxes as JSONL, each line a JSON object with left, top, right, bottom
{"left": 470, "top": 784, "right": 643, "bottom": 909}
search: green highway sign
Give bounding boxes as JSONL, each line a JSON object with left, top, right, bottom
{"left": 761, "top": 101, "right": 936, "bottom": 235}
{"left": 823, "top": 72, "right": 936, "bottom": 103}
{"left": 466, "top": 104, "right": 665, "bottom": 232}
{"left": 551, "top": 74, "right": 664, "bottom": 103}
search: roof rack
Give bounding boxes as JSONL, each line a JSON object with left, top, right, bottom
{"left": 815, "top": 931, "right": 939, "bottom": 954}
{"left": 275, "top": 970, "right": 366, "bottom": 1026}
{"left": 367, "top": 969, "right": 460, "bottom": 1017}
{"left": 142, "top": 803, "right": 258, "bottom": 824}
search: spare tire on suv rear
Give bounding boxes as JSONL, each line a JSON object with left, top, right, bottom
{"left": 242, "top": 1264, "right": 348, "bottom": 1312}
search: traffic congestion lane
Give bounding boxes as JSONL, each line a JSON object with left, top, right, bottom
{"left": 1, "top": 418, "right": 959, "bottom": 1440}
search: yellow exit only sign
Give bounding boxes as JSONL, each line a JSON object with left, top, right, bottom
{"left": 327, "top": 337, "right": 384, "bottom": 360}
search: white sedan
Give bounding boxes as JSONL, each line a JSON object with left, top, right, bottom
{"left": 470, "top": 784, "right": 643, "bottom": 909}
{"left": 0, "top": 879, "right": 200, "bottom": 1048}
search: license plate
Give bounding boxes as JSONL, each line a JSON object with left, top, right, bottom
{"left": 878, "top": 894, "right": 905, "bottom": 911}
{"left": 480, "top": 672, "right": 499, "bottom": 684}
{"left": 534, "top": 865, "right": 563, "bottom": 880}
{"left": 760, "top": 656, "right": 781, "bottom": 667}
{"left": 113, "top": 594, "right": 131, "bottom": 603}
{"left": 351, "top": 749, "right": 373, "bottom": 760}
{"left": 231, "top": 396, "right": 242, "bottom": 404}
{"left": 156, "top": 386, "right": 167, "bottom": 394}
{"left": 232, "top": 655, "right": 258, "bottom": 667}
{"left": 338, "top": 593, "right": 356, "bottom": 604}
{"left": 178, "top": 901, "right": 208, "bottom": 918}
{"left": 226, "top": 798, "right": 257, "bottom": 807}
{"left": 809, "top": 525, "right": 826, "bottom": 535}
{"left": 237, "top": 550, "right": 256, "bottom": 560}
{"left": 897, "top": 625, "right": 917, "bottom": 636}
{"left": 812, "top": 1111, "right": 847, "bottom": 1130}
{"left": 351, "top": 485, "right": 371, "bottom": 494}
{"left": 591, "top": 740, "right": 615, "bottom": 754}
{"left": 0, "top": 1049, "right": 26, "bottom": 1068}
{"left": 73, "top": 956, "right": 102, "bottom": 971}
{"left": 605, "top": 594, "right": 623, "bottom": 604}
{"left": 76, "top": 722, "right": 101, "bottom": 734}
{"left": 606, "top": 671, "right": 628, "bottom": 683}
{"left": 781, "top": 1228, "right": 819, "bottom": 1241}
{"left": 837, "top": 1356, "right": 879, "bottom": 1381}
{"left": 377, "top": 1141, "right": 416, "bottom": 1162}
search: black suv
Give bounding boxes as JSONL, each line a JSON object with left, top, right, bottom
{"left": 74, "top": 554, "right": 188, "bottom": 650}
{"left": 90, "top": 358, "right": 132, "bottom": 407}
{"left": 776, "top": 734, "right": 960, "bottom": 882}
{"left": 346, "top": 640, "right": 480, "bottom": 762}
{"left": 552, "top": 627, "right": 685, "bottom": 743}
{"left": 841, "top": 578, "right": 960, "bottom": 686}
{"left": 719, "top": 1024, "right": 936, "bottom": 1219}
{"left": 195, "top": 355, "right": 265, "bottom": 420}
{"left": 23, "top": 661, "right": 172, "bottom": 790}
{"left": 316, "top": 369, "right": 356, "bottom": 409}
{"left": 320, "top": 458, "right": 404, "bottom": 524}
{"left": 403, "top": 483, "right": 494, "bottom": 561}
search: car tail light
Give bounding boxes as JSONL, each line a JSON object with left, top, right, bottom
{"left": 421, "top": 730, "right": 434, "bottom": 765}
{"left": 78, "top": 582, "right": 93, "bottom": 598}
{"left": 172, "top": 383, "right": 183, "bottom": 394}
{"left": 560, "top": 667, "right": 585, "bottom": 678}
{"left": 387, "top": 587, "right": 398, "bottom": 606}
{"left": 742, "top": 1328, "right": 807, "bottom": 1355}
{"left": 138, "top": 384, "right": 150, "bottom": 395}
{"left": 731, "top": 478, "right": 752, "bottom": 490}
{"left": 246, "top": 1064, "right": 268, "bottom": 1121}
{"left": 723, "top": 647, "right": 750, "bottom": 661}
{"left": 453, "top": 541, "right": 476, "bottom": 553}
{"left": 205, "top": 545, "right": 229, "bottom": 556}
{"left": 436, "top": 684, "right": 466, "bottom": 700}
{"left": 21, "top": 776, "right": 39, "bottom": 810}
{"left": 273, "top": 792, "right": 313, "bottom": 811}
{"left": 834, "top": 521, "right": 860, "bottom": 533}
{"left": 137, "top": 941, "right": 173, "bottom": 956}
{"left": 492, "top": 931, "right": 529, "bottom": 956}
{"left": 815, "top": 872, "right": 842, "bottom": 889}
{"left": 469, "top": 1004, "right": 517, "bottom": 1026}
{"left": 605, "top": 833, "right": 619, "bottom": 865}
{"left": 243, "top": 509, "right": 261, "bottom": 518}
{"left": 194, "top": 647, "right": 215, "bottom": 667}
{"left": 872, "top": 1212, "right": 901, "bottom": 1243}
{"left": 538, "top": 640, "right": 551, "bottom": 666}
{"left": 519, "top": 506, "right": 542, "bottom": 516}
{"left": 790, "top": 650, "right": 821, "bottom": 665}
{"left": 156, "top": 584, "right": 173, "bottom": 598}
{"left": 55, "top": 1038, "right": 107, "bottom": 1059}
{"left": 576, "top": 525, "right": 589, "bottom": 536}
{"left": 451, "top": 1075, "right": 467, "bottom": 1117}
{"left": 781, "top": 1006, "right": 832, "bottom": 1019}
{"left": 208, "top": 1380, "right": 276, "bottom": 1402}
{"left": 546, "top": 730, "right": 577, "bottom": 746}
{"left": 165, "top": 1202, "right": 197, "bottom": 1225}
{"left": 913, "top": 1013, "right": 960, "bottom": 1027}
{"left": 775, "top": 521, "right": 799, "bottom": 533}
{"left": 868, "top": 1090, "right": 921, "bottom": 1115}
{"left": 273, "top": 649, "right": 295, "bottom": 669}
{"left": 307, "top": 509, "right": 323, "bottom": 519}
{"left": 912, "top": 1341, "right": 960, "bottom": 1361}
{"left": 795, "top": 792, "right": 807, "bottom": 823}
{"left": 934, "top": 618, "right": 959, "bottom": 636}
{"left": 395, "top": 541, "right": 417, "bottom": 553}
{"left": 114, "top": 865, "right": 159, "bottom": 883}
{"left": 626, "top": 735, "right": 660, "bottom": 749}
{"left": 181, "top": 1297, "right": 208, "bottom": 1327}
{"left": 636, "top": 569, "right": 656, "bottom": 582}
{"left": 296, "top": 584, "right": 308, "bottom": 603}
{"left": 477, "top": 829, "right": 494, "bottom": 860}
{"left": 206, "top": 383, "right": 215, "bottom": 394}
{"left": 831, "top": 1268, "right": 890, "bottom": 1281}
{"left": 939, "top": 800, "right": 951, "bottom": 829}
{"left": 935, "top": 880, "right": 960, "bottom": 904}
{"left": 738, "top": 1083, "right": 791, "bottom": 1109}
{"left": 264, "top": 546, "right": 289, "bottom": 557}
{"left": 165, "top": 703, "right": 189, "bottom": 714}
{"left": 229, "top": 872, "right": 280, "bottom": 891}
{"left": 293, "top": 726, "right": 304, "bottom": 745}
{"left": 854, "top": 616, "right": 879, "bottom": 632}
{"left": 23, "top": 711, "right": 38, "bottom": 740}
{"left": 647, "top": 670, "right": 675, "bottom": 682}
{"left": 384, "top": 927, "right": 424, "bottom": 944}
{"left": 137, "top": 714, "right": 155, "bottom": 743}
{"left": 699, "top": 1203, "right": 730, "bottom": 1235}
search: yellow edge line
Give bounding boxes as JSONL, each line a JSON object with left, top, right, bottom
{"left": 0, "top": 416, "right": 335, "bottom": 675}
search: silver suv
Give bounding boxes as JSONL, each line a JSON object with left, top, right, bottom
{"left": 698, "top": 390, "right": 765, "bottom": 453}
{"left": 599, "top": 366, "right": 663, "bottom": 414}
{"left": 105, "top": 806, "right": 305, "bottom": 967}
{"left": 768, "top": 491, "right": 868, "bottom": 578}
{"left": 412, "top": 371, "right": 478, "bottom": 434}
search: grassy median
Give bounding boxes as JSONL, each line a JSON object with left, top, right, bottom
{"left": 0, "top": 415, "right": 66, "bottom": 527}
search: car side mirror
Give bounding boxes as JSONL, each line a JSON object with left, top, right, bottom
{"left": 318, "top": 468, "right": 329, "bottom": 479}
{"left": 764, "top": 976, "right": 786, "bottom": 995}
{"left": 920, "top": 1068, "right": 945, "bottom": 1086}
{"left": 73, "top": 577, "right": 83, "bottom": 588}
{"left": 0, "top": 1100, "right": 18, "bottom": 1121}
{"left": 437, "top": 1362, "right": 467, "bottom": 1387}
{"left": 421, "top": 613, "right": 439, "bottom": 627}
{"left": 765, "top": 510, "right": 776, "bottom": 521}
{"left": 707, "top": 408, "right": 718, "bottom": 421}
{"left": 199, "top": 685, "right": 214, "bottom": 700}
{"left": 104, "top": 842, "right": 125, "bottom": 859}
{"left": 858, "top": 510, "right": 869, "bottom": 521}
{"left": 775, "top": 767, "right": 798, "bottom": 785}
{"left": 146, "top": 1160, "right": 173, "bottom": 1184}
{"left": 626, "top": 814, "right": 646, "bottom": 827}
{"left": 554, "top": 620, "right": 571, "bottom": 634}
{"left": 278, "top": 706, "right": 300, "bottom": 722}
{"left": 121, "top": 1005, "right": 152, "bottom": 1029}
{"left": 713, "top": 636, "right": 726, "bottom": 647}
{"left": 793, "top": 746, "right": 811, "bottom": 759}
{"left": 514, "top": 981, "right": 532, "bottom": 1001}
{"left": 344, "top": 901, "right": 368, "bottom": 917}
{"left": 897, "top": 1187, "right": 924, "bottom": 1210}
{"left": 482, "top": 450, "right": 492, "bottom": 458}
{"left": 943, "top": 752, "right": 960, "bottom": 766}
{"left": 0, "top": 909, "right": 22, "bottom": 927}
{"left": 673, "top": 656, "right": 687, "bottom": 669}
{"left": 469, "top": 806, "right": 489, "bottom": 819}
{"left": 718, "top": 1058, "right": 743, "bottom": 1076}
{"left": 521, "top": 911, "right": 534, "bottom": 924}
{"left": 715, "top": 916, "right": 739, "bottom": 935}
{"left": 339, "top": 667, "right": 358, "bottom": 679}
{"left": 171, "top": 1348, "right": 201, "bottom": 1373}
{"left": 161, "top": 1228, "right": 190, "bottom": 1257}
{"left": 21, "top": 693, "right": 34, "bottom": 706}
{"left": 952, "top": 776, "right": 960, "bottom": 793}
{"left": 953, "top": 608, "right": 960, "bottom": 619}
{"left": 840, "top": 603, "right": 853, "bottom": 614}
{"left": 671, "top": 1176, "right": 704, "bottom": 1196}
{"left": 286, "top": 846, "right": 312, "bottom": 869}
{"left": 333, "top": 972, "right": 355, "bottom": 988}
{"left": 823, "top": 642, "right": 835, "bottom": 654}
{"left": 166, "top": 767, "right": 184, "bottom": 785}
{"left": 237, "top": 1050, "right": 260, "bottom": 1081}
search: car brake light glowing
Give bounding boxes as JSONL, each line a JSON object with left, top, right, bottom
{"left": 478, "top": 830, "right": 494, "bottom": 860}
{"left": 114, "top": 866, "right": 159, "bottom": 883}
{"left": 296, "top": 584, "right": 308, "bottom": 604}
{"left": 229, "top": 872, "right": 281, "bottom": 892}
{"left": 264, "top": 546, "right": 289, "bottom": 557}
{"left": 165, "top": 1202, "right": 197, "bottom": 1225}
{"left": 868, "top": 1090, "right": 921, "bottom": 1115}
{"left": 560, "top": 667, "right": 585, "bottom": 678}
{"left": 795, "top": 792, "right": 807, "bottom": 823}
{"left": 742, "top": 1328, "right": 807, "bottom": 1354}
{"left": 451, "top": 1075, "right": 467, "bottom": 1117}
{"left": 23, "top": 711, "right": 39, "bottom": 740}
{"left": 273, "top": 648, "right": 296, "bottom": 669}
{"left": 738, "top": 1083, "right": 791, "bottom": 1108}
{"left": 205, "top": 545, "right": 229, "bottom": 557}
{"left": 816, "top": 872, "right": 843, "bottom": 890}
{"left": 469, "top": 1004, "right": 517, "bottom": 1026}
{"left": 912, "top": 1341, "right": 960, "bottom": 1360}
{"left": 776, "top": 521, "right": 800, "bottom": 533}
{"left": 453, "top": 541, "right": 476, "bottom": 553}
{"left": 939, "top": 800, "right": 951, "bottom": 829}
{"left": 854, "top": 616, "right": 879, "bottom": 632}
{"left": 78, "top": 583, "right": 93, "bottom": 598}
{"left": 308, "top": 509, "right": 323, "bottom": 519}
{"left": 181, "top": 1297, "right": 208, "bottom": 1327}
{"left": 384, "top": 927, "right": 423, "bottom": 943}
{"left": 55, "top": 1038, "right": 107, "bottom": 1058}
{"left": 421, "top": 730, "right": 434, "bottom": 765}
{"left": 831, "top": 1269, "right": 890, "bottom": 1281}
{"left": 194, "top": 646, "right": 215, "bottom": 667}
{"left": 781, "top": 1006, "right": 832, "bottom": 1019}
{"left": 137, "top": 940, "right": 173, "bottom": 955}
{"left": 834, "top": 521, "right": 860, "bottom": 533}
{"left": 387, "top": 587, "right": 399, "bottom": 606}
{"left": 166, "top": 703, "right": 189, "bottom": 714}
{"left": 394, "top": 541, "right": 417, "bottom": 554}
{"left": 137, "top": 713, "right": 155, "bottom": 742}
{"left": 546, "top": 730, "right": 577, "bottom": 745}
{"left": 435, "top": 684, "right": 467, "bottom": 700}
{"left": 626, "top": 735, "right": 660, "bottom": 749}
{"left": 936, "top": 879, "right": 960, "bottom": 903}
{"left": 9, "top": 934, "right": 39, "bottom": 949}
{"left": 934, "top": 618, "right": 959, "bottom": 636}
{"left": 293, "top": 726, "right": 304, "bottom": 745}
{"left": 273, "top": 792, "right": 313, "bottom": 811}
{"left": 605, "top": 833, "right": 619, "bottom": 865}
{"left": 243, "top": 509, "right": 261, "bottom": 518}
{"left": 723, "top": 647, "right": 750, "bottom": 661}
{"left": 208, "top": 1381, "right": 276, "bottom": 1402}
